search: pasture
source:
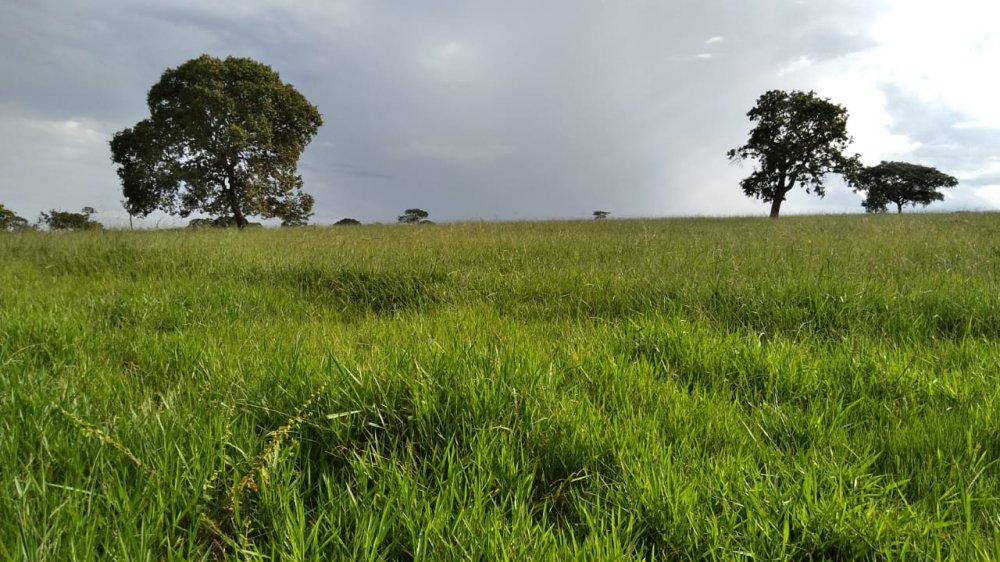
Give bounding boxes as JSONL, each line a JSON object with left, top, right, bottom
{"left": 2, "top": 214, "right": 999, "bottom": 560}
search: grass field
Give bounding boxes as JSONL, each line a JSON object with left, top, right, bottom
{"left": 2, "top": 213, "right": 999, "bottom": 560}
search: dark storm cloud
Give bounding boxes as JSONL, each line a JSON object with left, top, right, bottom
{"left": 0, "top": 0, "right": 992, "bottom": 225}
{"left": 290, "top": 0, "right": 884, "bottom": 222}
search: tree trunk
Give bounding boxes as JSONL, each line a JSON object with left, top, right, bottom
{"left": 230, "top": 201, "right": 248, "bottom": 229}
{"left": 769, "top": 196, "right": 783, "bottom": 218}
{"left": 223, "top": 170, "right": 249, "bottom": 229}
{"left": 769, "top": 170, "right": 792, "bottom": 218}
{"left": 896, "top": 202, "right": 903, "bottom": 214}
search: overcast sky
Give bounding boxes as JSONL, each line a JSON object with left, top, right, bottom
{"left": 1, "top": 0, "right": 998, "bottom": 226}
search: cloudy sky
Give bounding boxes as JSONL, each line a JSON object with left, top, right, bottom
{"left": 1, "top": 0, "right": 998, "bottom": 226}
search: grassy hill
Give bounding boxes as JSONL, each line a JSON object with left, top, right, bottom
{"left": 2, "top": 214, "right": 999, "bottom": 560}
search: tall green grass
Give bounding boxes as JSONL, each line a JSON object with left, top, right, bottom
{"left": 2, "top": 213, "right": 999, "bottom": 560}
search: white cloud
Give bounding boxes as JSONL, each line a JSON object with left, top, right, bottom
{"left": 766, "top": 0, "right": 999, "bottom": 174}
{"left": 705, "top": 36, "right": 725, "bottom": 44}
{"left": 35, "top": 118, "right": 108, "bottom": 155}
{"left": 958, "top": 159, "right": 1000, "bottom": 182}
{"left": 420, "top": 40, "right": 479, "bottom": 70}
{"left": 0, "top": 109, "right": 126, "bottom": 223}
{"left": 776, "top": 55, "right": 814, "bottom": 76}
{"left": 953, "top": 120, "right": 1000, "bottom": 130}
{"left": 973, "top": 186, "right": 1000, "bottom": 207}
{"left": 802, "top": 55, "right": 922, "bottom": 162}
{"left": 867, "top": 0, "right": 1000, "bottom": 126}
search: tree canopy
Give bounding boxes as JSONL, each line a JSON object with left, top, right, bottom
{"left": 110, "top": 55, "right": 323, "bottom": 229}
{"left": 0, "top": 204, "right": 31, "bottom": 232}
{"left": 39, "top": 207, "right": 102, "bottom": 231}
{"left": 728, "top": 90, "right": 861, "bottom": 217}
{"left": 398, "top": 208, "right": 430, "bottom": 224}
{"left": 855, "top": 161, "right": 958, "bottom": 213}
{"left": 188, "top": 216, "right": 262, "bottom": 229}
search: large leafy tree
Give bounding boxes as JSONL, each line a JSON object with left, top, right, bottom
{"left": 728, "top": 90, "right": 861, "bottom": 217}
{"left": 855, "top": 161, "right": 958, "bottom": 213}
{"left": 110, "top": 55, "right": 323, "bottom": 228}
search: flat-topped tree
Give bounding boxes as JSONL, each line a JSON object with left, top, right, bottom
{"left": 728, "top": 90, "right": 861, "bottom": 217}
{"left": 398, "top": 208, "right": 430, "bottom": 224}
{"left": 110, "top": 55, "right": 322, "bottom": 229}
{"left": 855, "top": 161, "right": 958, "bottom": 213}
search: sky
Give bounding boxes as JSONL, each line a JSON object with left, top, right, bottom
{"left": 1, "top": 0, "right": 999, "bottom": 227}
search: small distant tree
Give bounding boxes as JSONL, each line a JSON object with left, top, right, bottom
{"left": 335, "top": 218, "right": 361, "bottom": 226}
{"left": 727, "top": 90, "right": 861, "bottom": 217}
{"left": 38, "top": 207, "right": 103, "bottom": 231}
{"left": 1, "top": 204, "right": 31, "bottom": 232}
{"left": 398, "top": 208, "right": 429, "bottom": 224}
{"left": 593, "top": 211, "right": 610, "bottom": 220}
{"left": 855, "top": 161, "right": 958, "bottom": 214}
